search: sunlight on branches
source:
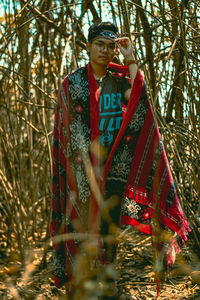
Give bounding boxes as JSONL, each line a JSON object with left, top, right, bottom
{"left": 0, "top": 0, "right": 199, "bottom": 299}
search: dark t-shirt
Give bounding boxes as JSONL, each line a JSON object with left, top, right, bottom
{"left": 97, "top": 71, "right": 131, "bottom": 154}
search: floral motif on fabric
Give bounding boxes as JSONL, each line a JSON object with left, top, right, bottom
{"left": 121, "top": 196, "right": 141, "bottom": 219}
{"left": 76, "top": 165, "right": 90, "bottom": 203}
{"left": 70, "top": 116, "right": 91, "bottom": 153}
{"left": 143, "top": 210, "right": 150, "bottom": 220}
{"left": 129, "top": 101, "right": 148, "bottom": 132}
{"left": 124, "top": 135, "right": 133, "bottom": 142}
{"left": 109, "top": 145, "right": 132, "bottom": 180}
{"left": 68, "top": 69, "right": 89, "bottom": 101}
{"left": 76, "top": 105, "right": 83, "bottom": 113}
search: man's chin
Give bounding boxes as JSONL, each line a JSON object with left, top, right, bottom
{"left": 98, "top": 58, "right": 111, "bottom": 65}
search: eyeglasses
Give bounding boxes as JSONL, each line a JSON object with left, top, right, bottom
{"left": 92, "top": 41, "right": 116, "bottom": 53}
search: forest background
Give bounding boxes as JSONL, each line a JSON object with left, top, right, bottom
{"left": 0, "top": 0, "right": 200, "bottom": 299}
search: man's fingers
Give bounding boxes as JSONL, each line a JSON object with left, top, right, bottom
{"left": 115, "top": 38, "right": 130, "bottom": 49}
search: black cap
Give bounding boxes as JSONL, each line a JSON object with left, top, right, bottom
{"left": 88, "top": 22, "right": 118, "bottom": 42}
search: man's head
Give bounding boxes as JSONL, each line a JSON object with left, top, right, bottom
{"left": 87, "top": 22, "right": 119, "bottom": 66}
{"left": 88, "top": 22, "right": 118, "bottom": 43}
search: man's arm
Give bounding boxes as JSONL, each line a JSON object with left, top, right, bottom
{"left": 115, "top": 37, "right": 138, "bottom": 101}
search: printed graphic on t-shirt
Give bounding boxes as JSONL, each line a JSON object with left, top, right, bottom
{"left": 99, "top": 92, "right": 123, "bottom": 147}
{"left": 97, "top": 72, "right": 130, "bottom": 153}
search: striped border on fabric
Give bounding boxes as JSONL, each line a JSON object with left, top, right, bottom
{"left": 106, "top": 176, "right": 127, "bottom": 183}
{"left": 134, "top": 121, "right": 156, "bottom": 187}
{"left": 61, "top": 84, "right": 68, "bottom": 114}
{"left": 144, "top": 141, "right": 162, "bottom": 192}
{"left": 156, "top": 166, "right": 168, "bottom": 202}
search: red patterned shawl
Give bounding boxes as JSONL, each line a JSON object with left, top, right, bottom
{"left": 50, "top": 62, "right": 190, "bottom": 288}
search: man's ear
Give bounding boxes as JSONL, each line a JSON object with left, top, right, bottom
{"left": 86, "top": 42, "right": 91, "bottom": 53}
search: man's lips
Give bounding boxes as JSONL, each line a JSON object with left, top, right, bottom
{"left": 99, "top": 56, "right": 109, "bottom": 59}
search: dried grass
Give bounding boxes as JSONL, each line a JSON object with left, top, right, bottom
{"left": 0, "top": 0, "right": 199, "bottom": 299}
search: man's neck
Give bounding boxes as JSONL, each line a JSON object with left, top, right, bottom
{"left": 90, "top": 61, "right": 107, "bottom": 79}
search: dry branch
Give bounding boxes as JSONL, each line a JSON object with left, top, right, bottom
{"left": 0, "top": 1, "right": 199, "bottom": 298}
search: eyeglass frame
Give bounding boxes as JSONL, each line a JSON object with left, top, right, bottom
{"left": 91, "top": 40, "right": 116, "bottom": 53}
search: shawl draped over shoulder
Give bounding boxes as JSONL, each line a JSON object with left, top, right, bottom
{"left": 50, "top": 62, "right": 190, "bottom": 288}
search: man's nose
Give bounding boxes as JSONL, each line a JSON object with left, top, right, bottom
{"left": 101, "top": 45, "right": 109, "bottom": 52}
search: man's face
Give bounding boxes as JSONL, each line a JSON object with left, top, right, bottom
{"left": 87, "top": 38, "right": 116, "bottom": 66}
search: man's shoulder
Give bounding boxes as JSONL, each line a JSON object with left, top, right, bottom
{"left": 61, "top": 65, "right": 88, "bottom": 87}
{"left": 68, "top": 65, "right": 88, "bottom": 82}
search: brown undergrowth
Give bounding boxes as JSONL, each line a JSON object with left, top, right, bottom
{"left": 0, "top": 227, "right": 200, "bottom": 300}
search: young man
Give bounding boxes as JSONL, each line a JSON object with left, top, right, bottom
{"left": 86, "top": 23, "right": 137, "bottom": 155}
{"left": 50, "top": 22, "right": 190, "bottom": 299}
